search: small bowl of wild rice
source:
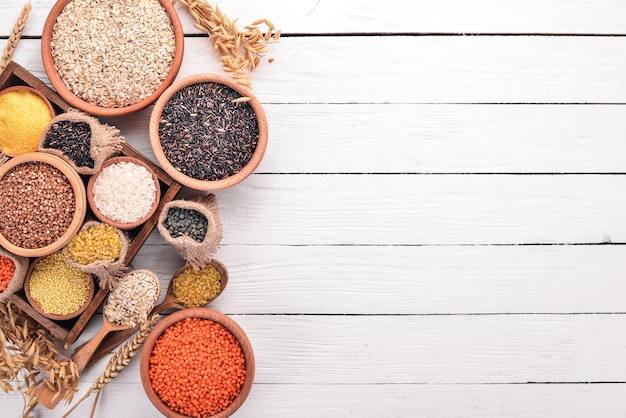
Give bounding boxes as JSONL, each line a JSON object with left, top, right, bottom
{"left": 41, "top": 0, "right": 184, "bottom": 117}
{"left": 149, "top": 73, "right": 269, "bottom": 191}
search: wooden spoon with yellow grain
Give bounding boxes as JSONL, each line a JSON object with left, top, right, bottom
{"left": 36, "top": 270, "right": 160, "bottom": 409}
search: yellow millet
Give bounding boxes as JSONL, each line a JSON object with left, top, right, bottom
{"left": 29, "top": 253, "right": 90, "bottom": 315}
{"left": 172, "top": 264, "right": 222, "bottom": 308}
{"left": 63, "top": 224, "right": 122, "bottom": 265}
{"left": 0, "top": 89, "right": 53, "bottom": 155}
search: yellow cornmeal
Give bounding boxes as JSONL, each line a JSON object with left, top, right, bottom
{"left": 29, "top": 253, "right": 90, "bottom": 316}
{"left": 0, "top": 89, "right": 53, "bottom": 155}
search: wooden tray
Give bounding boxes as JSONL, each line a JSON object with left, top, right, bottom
{"left": 0, "top": 61, "right": 182, "bottom": 346}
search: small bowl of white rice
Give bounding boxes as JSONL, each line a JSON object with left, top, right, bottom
{"left": 87, "top": 156, "right": 161, "bottom": 230}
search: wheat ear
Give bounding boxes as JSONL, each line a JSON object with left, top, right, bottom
{"left": 61, "top": 313, "right": 161, "bottom": 418}
{"left": 0, "top": 2, "right": 32, "bottom": 74}
{"left": 173, "top": 0, "right": 280, "bottom": 88}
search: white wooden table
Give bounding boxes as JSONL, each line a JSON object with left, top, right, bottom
{"left": 2, "top": 1, "right": 626, "bottom": 416}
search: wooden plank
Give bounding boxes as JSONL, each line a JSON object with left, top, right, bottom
{"left": 51, "top": 314, "right": 626, "bottom": 384}
{"left": 3, "top": 0, "right": 626, "bottom": 36}
{"left": 106, "top": 103, "right": 626, "bottom": 174}
{"left": 10, "top": 36, "right": 626, "bottom": 104}
{"left": 203, "top": 314, "right": 626, "bottom": 384}
{"left": 130, "top": 244, "right": 626, "bottom": 315}
{"left": 161, "top": 174, "right": 626, "bottom": 246}
{"left": 3, "top": 381, "right": 625, "bottom": 418}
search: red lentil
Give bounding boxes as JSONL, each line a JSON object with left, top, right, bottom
{"left": 148, "top": 317, "right": 246, "bottom": 418}
{"left": 0, "top": 255, "right": 15, "bottom": 292}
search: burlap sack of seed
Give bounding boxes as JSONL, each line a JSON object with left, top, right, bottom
{"left": 157, "top": 194, "right": 223, "bottom": 268}
{"left": 38, "top": 108, "right": 124, "bottom": 175}
{"left": 62, "top": 220, "right": 130, "bottom": 291}
{"left": 0, "top": 246, "right": 29, "bottom": 301}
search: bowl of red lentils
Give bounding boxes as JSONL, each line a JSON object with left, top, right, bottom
{"left": 41, "top": 0, "right": 184, "bottom": 117}
{"left": 24, "top": 252, "right": 94, "bottom": 321}
{"left": 87, "top": 156, "right": 161, "bottom": 230}
{"left": 0, "top": 152, "right": 87, "bottom": 257}
{"left": 140, "top": 308, "right": 255, "bottom": 418}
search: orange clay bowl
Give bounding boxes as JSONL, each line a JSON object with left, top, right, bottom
{"left": 24, "top": 254, "right": 95, "bottom": 321}
{"left": 140, "top": 308, "right": 255, "bottom": 418}
{"left": 41, "top": 0, "right": 184, "bottom": 117}
{"left": 0, "top": 152, "right": 87, "bottom": 258}
{"left": 149, "top": 73, "right": 268, "bottom": 191}
{"left": 0, "top": 86, "right": 55, "bottom": 157}
{"left": 87, "top": 156, "right": 161, "bottom": 230}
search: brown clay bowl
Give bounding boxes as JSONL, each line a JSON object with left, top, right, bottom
{"left": 140, "top": 308, "right": 255, "bottom": 418}
{"left": 0, "top": 152, "right": 87, "bottom": 257}
{"left": 0, "top": 86, "right": 55, "bottom": 157}
{"left": 87, "top": 156, "right": 161, "bottom": 230}
{"left": 149, "top": 73, "right": 268, "bottom": 191}
{"left": 24, "top": 254, "right": 94, "bottom": 321}
{"left": 41, "top": 0, "right": 184, "bottom": 117}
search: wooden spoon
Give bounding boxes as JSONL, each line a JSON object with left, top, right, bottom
{"left": 37, "top": 270, "right": 161, "bottom": 409}
{"left": 36, "top": 316, "right": 131, "bottom": 408}
{"left": 78, "top": 260, "right": 229, "bottom": 368}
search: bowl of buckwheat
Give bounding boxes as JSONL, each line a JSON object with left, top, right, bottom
{"left": 0, "top": 152, "right": 87, "bottom": 258}
{"left": 41, "top": 0, "right": 184, "bottom": 117}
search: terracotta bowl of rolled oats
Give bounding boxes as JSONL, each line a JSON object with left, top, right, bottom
{"left": 41, "top": 0, "right": 184, "bottom": 117}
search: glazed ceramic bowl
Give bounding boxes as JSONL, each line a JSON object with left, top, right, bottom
{"left": 87, "top": 156, "right": 161, "bottom": 230}
{"left": 41, "top": 0, "right": 184, "bottom": 117}
{"left": 24, "top": 254, "right": 95, "bottom": 321}
{"left": 140, "top": 308, "right": 255, "bottom": 418}
{"left": 0, "top": 152, "right": 87, "bottom": 257}
{"left": 149, "top": 73, "right": 268, "bottom": 191}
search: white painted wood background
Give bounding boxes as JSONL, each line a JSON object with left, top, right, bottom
{"left": 2, "top": 0, "right": 626, "bottom": 416}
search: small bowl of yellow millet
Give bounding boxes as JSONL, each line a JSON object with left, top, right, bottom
{"left": 0, "top": 86, "right": 55, "bottom": 156}
{"left": 24, "top": 252, "right": 94, "bottom": 321}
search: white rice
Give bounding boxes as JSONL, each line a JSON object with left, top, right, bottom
{"left": 93, "top": 161, "right": 157, "bottom": 224}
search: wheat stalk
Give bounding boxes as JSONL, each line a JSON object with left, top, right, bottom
{"left": 61, "top": 313, "right": 161, "bottom": 418}
{"left": 0, "top": 301, "right": 79, "bottom": 418}
{"left": 173, "top": 0, "right": 280, "bottom": 88}
{"left": 0, "top": 2, "right": 32, "bottom": 74}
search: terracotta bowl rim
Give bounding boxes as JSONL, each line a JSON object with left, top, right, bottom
{"left": 0, "top": 152, "right": 87, "bottom": 257}
{"left": 24, "top": 253, "right": 95, "bottom": 321}
{"left": 140, "top": 308, "right": 255, "bottom": 418}
{"left": 40, "top": 0, "right": 184, "bottom": 117}
{"left": 148, "top": 73, "right": 268, "bottom": 191}
{"left": 87, "top": 156, "right": 161, "bottom": 231}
